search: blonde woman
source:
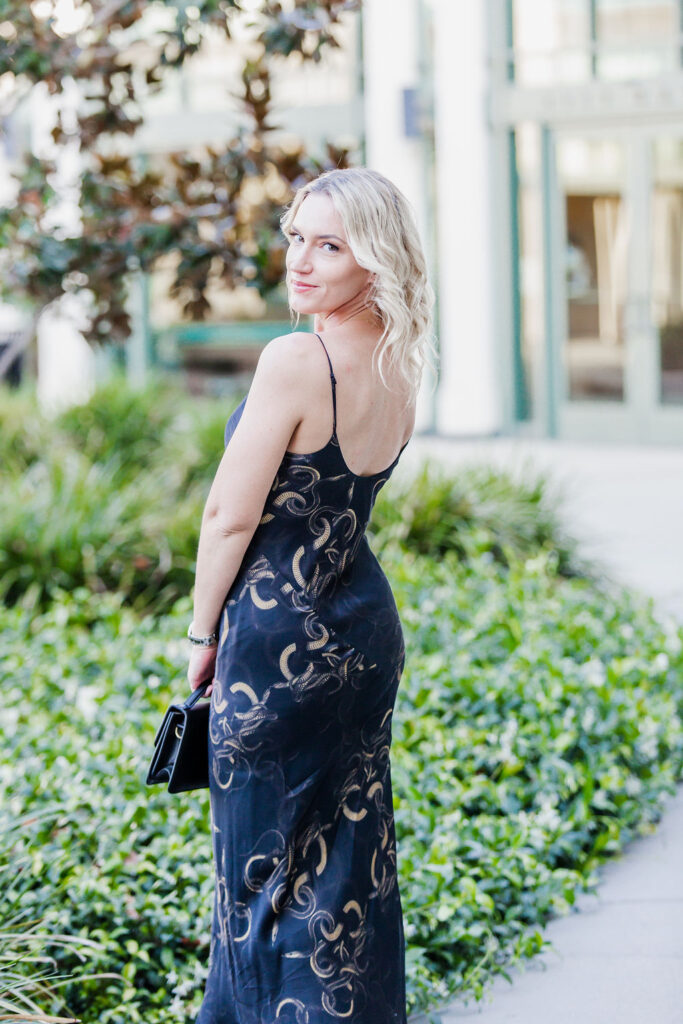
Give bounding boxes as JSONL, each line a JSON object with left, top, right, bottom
{"left": 190, "top": 168, "right": 435, "bottom": 1024}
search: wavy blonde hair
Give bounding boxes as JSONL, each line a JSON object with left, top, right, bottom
{"left": 280, "top": 167, "right": 437, "bottom": 404}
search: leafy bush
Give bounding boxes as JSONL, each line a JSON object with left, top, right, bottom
{"left": 0, "top": 381, "right": 588, "bottom": 617}
{"left": 370, "top": 461, "right": 585, "bottom": 578}
{"left": 3, "top": 377, "right": 681, "bottom": 1019}
{"left": 55, "top": 378, "right": 181, "bottom": 471}
{"left": 3, "top": 548, "right": 682, "bottom": 1020}
{"left": 0, "top": 379, "right": 231, "bottom": 615}
{"left": 0, "top": 387, "right": 53, "bottom": 475}
{"left": 0, "top": 807, "right": 108, "bottom": 1023}
{"left": 391, "top": 549, "right": 683, "bottom": 1009}
{"left": 0, "top": 449, "right": 203, "bottom": 612}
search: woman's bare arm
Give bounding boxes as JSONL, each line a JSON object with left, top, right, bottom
{"left": 191, "top": 334, "right": 310, "bottom": 639}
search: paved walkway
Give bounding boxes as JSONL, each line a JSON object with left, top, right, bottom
{"left": 400, "top": 436, "right": 683, "bottom": 1024}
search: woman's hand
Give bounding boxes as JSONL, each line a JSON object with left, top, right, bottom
{"left": 188, "top": 645, "right": 218, "bottom": 697}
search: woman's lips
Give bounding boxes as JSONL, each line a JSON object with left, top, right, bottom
{"left": 290, "top": 280, "right": 317, "bottom": 292}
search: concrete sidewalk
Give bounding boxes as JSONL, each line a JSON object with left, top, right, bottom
{"left": 401, "top": 436, "right": 683, "bottom": 1024}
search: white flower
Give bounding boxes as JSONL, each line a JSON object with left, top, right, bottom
{"left": 169, "top": 994, "right": 185, "bottom": 1017}
{"left": 166, "top": 970, "right": 179, "bottom": 987}
{"left": 653, "top": 652, "right": 669, "bottom": 673}
{"left": 624, "top": 776, "right": 642, "bottom": 796}
{"left": 193, "top": 960, "right": 208, "bottom": 982}
{"left": 582, "top": 658, "right": 606, "bottom": 687}
{"left": 0, "top": 707, "right": 19, "bottom": 732}
{"left": 498, "top": 718, "right": 518, "bottom": 762}
{"left": 75, "top": 685, "right": 98, "bottom": 722}
{"left": 637, "top": 718, "right": 658, "bottom": 760}
{"left": 581, "top": 707, "right": 596, "bottom": 732}
{"left": 535, "top": 802, "right": 561, "bottom": 831}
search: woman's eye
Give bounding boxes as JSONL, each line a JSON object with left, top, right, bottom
{"left": 323, "top": 242, "right": 339, "bottom": 253}
{"left": 288, "top": 232, "right": 303, "bottom": 243}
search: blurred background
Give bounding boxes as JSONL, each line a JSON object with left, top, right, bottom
{"left": 3, "top": 0, "right": 683, "bottom": 444}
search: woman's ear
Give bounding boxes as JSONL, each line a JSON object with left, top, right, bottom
{"left": 361, "top": 272, "right": 377, "bottom": 297}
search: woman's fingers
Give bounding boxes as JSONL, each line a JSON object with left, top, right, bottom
{"left": 188, "top": 645, "right": 218, "bottom": 692}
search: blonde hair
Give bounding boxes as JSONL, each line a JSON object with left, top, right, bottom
{"left": 280, "top": 167, "right": 437, "bottom": 404}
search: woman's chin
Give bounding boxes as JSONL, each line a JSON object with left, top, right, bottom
{"left": 289, "top": 293, "right": 321, "bottom": 315}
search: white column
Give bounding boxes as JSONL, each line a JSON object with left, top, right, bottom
{"left": 362, "top": 0, "right": 426, "bottom": 238}
{"left": 362, "top": 0, "right": 436, "bottom": 430}
{"left": 37, "top": 293, "right": 95, "bottom": 413}
{"left": 432, "top": 0, "right": 500, "bottom": 435}
{"left": 30, "top": 78, "right": 95, "bottom": 412}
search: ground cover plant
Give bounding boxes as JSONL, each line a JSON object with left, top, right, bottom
{"left": 2, "top": 377, "right": 682, "bottom": 1021}
{"left": 2, "top": 556, "right": 682, "bottom": 1020}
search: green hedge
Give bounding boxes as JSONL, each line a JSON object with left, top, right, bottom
{"left": 0, "top": 379, "right": 585, "bottom": 616}
{"left": 3, "top": 546, "right": 682, "bottom": 1020}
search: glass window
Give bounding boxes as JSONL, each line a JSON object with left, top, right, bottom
{"left": 512, "top": 0, "right": 592, "bottom": 84}
{"left": 596, "top": 0, "right": 681, "bottom": 79}
{"left": 556, "top": 136, "right": 629, "bottom": 402}
{"left": 652, "top": 136, "right": 683, "bottom": 405}
{"left": 510, "top": 0, "right": 682, "bottom": 84}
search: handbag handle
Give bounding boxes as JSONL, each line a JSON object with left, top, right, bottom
{"left": 183, "top": 679, "right": 211, "bottom": 709}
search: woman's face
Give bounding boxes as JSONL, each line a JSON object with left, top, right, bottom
{"left": 285, "top": 192, "right": 372, "bottom": 317}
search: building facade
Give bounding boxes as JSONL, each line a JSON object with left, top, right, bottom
{"left": 5, "top": 0, "right": 683, "bottom": 443}
{"left": 365, "top": 0, "right": 683, "bottom": 444}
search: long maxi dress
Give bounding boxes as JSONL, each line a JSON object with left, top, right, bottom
{"left": 195, "top": 332, "right": 409, "bottom": 1024}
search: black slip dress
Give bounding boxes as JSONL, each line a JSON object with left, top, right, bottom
{"left": 195, "top": 332, "right": 409, "bottom": 1024}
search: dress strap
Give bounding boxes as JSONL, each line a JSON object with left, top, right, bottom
{"left": 314, "top": 332, "right": 337, "bottom": 436}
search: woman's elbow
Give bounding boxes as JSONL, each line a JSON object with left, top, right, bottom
{"left": 202, "top": 503, "right": 257, "bottom": 538}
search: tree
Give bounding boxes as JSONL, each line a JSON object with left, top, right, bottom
{"left": 0, "top": 0, "right": 360, "bottom": 378}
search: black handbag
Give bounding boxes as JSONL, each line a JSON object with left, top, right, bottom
{"left": 146, "top": 679, "right": 211, "bottom": 793}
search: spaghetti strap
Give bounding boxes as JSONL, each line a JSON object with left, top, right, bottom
{"left": 314, "top": 331, "right": 337, "bottom": 436}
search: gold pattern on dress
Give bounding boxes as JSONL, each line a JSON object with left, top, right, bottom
{"left": 312, "top": 516, "right": 331, "bottom": 550}
{"left": 219, "top": 607, "right": 230, "bottom": 651}
{"left": 230, "top": 680, "right": 259, "bottom": 705}
{"left": 275, "top": 997, "right": 310, "bottom": 1023}
{"left": 204, "top": 412, "right": 407, "bottom": 1021}
{"left": 304, "top": 615, "right": 329, "bottom": 652}
{"left": 250, "top": 585, "right": 278, "bottom": 609}
{"left": 309, "top": 901, "right": 369, "bottom": 1019}
{"left": 315, "top": 834, "right": 328, "bottom": 875}
{"left": 215, "top": 846, "right": 252, "bottom": 946}
{"left": 280, "top": 643, "right": 296, "bottom": 677}
{"left": 292, "top": 545, "right": 306, "bottom": 587}
{"left": 341, "top": 783, "right": 368, "bottom": 822}
{"left": 212, "top": 678, "right": 228, "bottom": 715}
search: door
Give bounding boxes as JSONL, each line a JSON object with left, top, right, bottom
{"left": 546, "top": 126, "right": 683, "bottom": 443}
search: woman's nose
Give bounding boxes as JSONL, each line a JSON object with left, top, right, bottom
{"left": 289, "top": 246, "right": 312, "bottom": 273}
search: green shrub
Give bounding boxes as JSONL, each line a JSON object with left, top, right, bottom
{"left": 390, "top": 549, "right": 683, "bottom": 1008}
{"left": 0, "top": 807, "right": 109, "bottom": 1023}
{"left": 370, "top": 461, "right": 586, "bottom": 578}
{"left": 2, "top": 550, "right": 681, "bottom": 1020}
{"left": 4, "top": 378, "right": 681, "bottom": 1019}
{"left": 0, "top": 450, "right": 203, "bottom": 613}
{"left": 0, "top": 381, "right": 590, "bottom": 617}
{"left": 0, "top": 386, "right": 53, "bottom": 475}
{"left": 0, "top": 379, "right": 232, "bottom": 615}
{"left": 55, "top": 377, "right": 181, "bottom": 470}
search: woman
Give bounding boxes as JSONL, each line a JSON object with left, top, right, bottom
{"left": 189, "top": 167, "right": 435, "bottom": 1024}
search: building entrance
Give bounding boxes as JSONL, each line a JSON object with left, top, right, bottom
{"left": 549, "top": 126, "right": 683, "bottom": 443}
